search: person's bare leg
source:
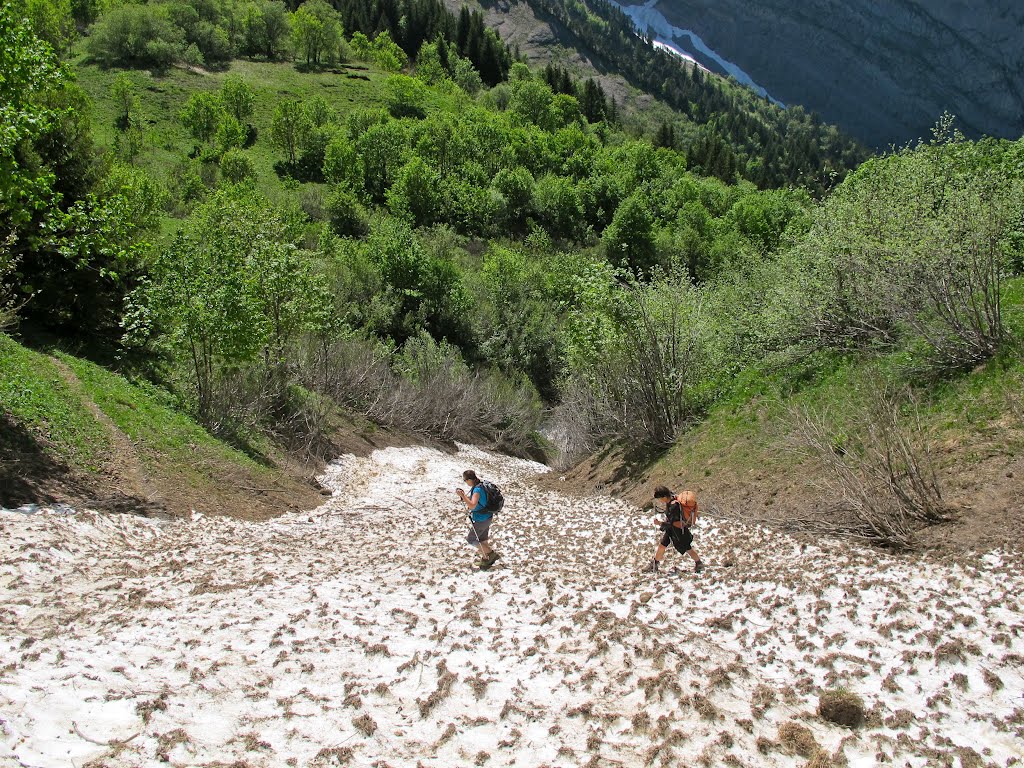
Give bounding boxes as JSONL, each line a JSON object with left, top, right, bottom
{"left": 642, "top": 542, "right": 667, "bottom": 572}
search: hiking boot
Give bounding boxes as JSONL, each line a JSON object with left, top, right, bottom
{"left": 479, "top": 551, "right": 500, "bottom": 571}
{"left": 694, "top": 560, "right": 704, "bottom": 574}
{"left": 641, "top": 559, "right": 660, "bottom": 574}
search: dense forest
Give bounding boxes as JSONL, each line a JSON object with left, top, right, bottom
{"left": 3, "top": 0, "right": 1024, "bottom": 544}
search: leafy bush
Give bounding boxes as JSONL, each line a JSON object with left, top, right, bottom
{"left": 796, "top": 125, "right": 1024, "bottom": 375}
{"left": 86, "top": 4, "right": 186, "bottom": 69}
{"left": 220, "top": 148, "right": 256, "bottom": 185}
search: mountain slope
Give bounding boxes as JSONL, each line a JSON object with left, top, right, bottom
{"left": 446, "top": 0, "right": 868, "bottom": 190}
{"left": 630, "top": 0, "right": 1024, "bottom": 146}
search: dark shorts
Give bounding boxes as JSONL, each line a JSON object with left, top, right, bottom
{"left": 660, "top": 525, "right": 693, "bottom": 554}
{"left": 467, "top": 517, "right": 492, "bottom": 545}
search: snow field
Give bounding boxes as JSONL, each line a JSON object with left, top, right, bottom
{"left": 1, "top": 443, "right": 1023, "bottom": 767}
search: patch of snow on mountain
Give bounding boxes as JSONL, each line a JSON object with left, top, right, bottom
{"left": 614, "top": 0, "right": 784, "bottom": 106}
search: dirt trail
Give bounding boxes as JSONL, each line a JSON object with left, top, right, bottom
{"left": 1, "top": 444, "right": 1023, "bottom": 767}
{"left": 50, "top": 358, "right": 167, "bottom": 514}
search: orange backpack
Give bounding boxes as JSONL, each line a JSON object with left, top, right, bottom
{"left": 675, "top": 490, "right": 698, "bottom": 528}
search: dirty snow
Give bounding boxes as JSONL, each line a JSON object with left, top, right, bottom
{"left": 1, "top": 444, "right": 1023, "bottom": 767}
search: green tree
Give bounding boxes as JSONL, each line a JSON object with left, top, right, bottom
{"left": 20, "top": 0, "right": 76, "bottom": 54}
{"left": 415, "top": 40, "right": 449, "bottom": 85}
{"left": 548, "top": 93, "right": 582, "bottom": 130}
{"left": 86, "top": 3, "right": 185, "bottom": 69}
{"left": 509, "top": 79, "right": 554, "bottom": 128}
{"left": 324, "top": 185, "right": 369, "bottom": 237}
{"left": 141, "top": 188, "right": 329, "bottom": 419}
{"left": 357, "top": 120, "right": 408, "bottom": 204}
{"left": 474, "top": 246, "right": 562, "bottom": 398}
{"left": 290, "top": 0, "right": 341, "bottom": 66}
{"left": 220, "top": 75, "right": 255, "bottom": 124}
{"left": 349, "top": 31, "right": 372, "bottom": 60}
{"left": 370, "top": 31, "right": 407, "bottom": 72}
{"left": 270, "top": 99, "right": 309, "bottom": 167}
{"left": 215, "top": 114, "right": 247, "bottom": 155}
{"left": 491, "top": 167, "right": 534, "bottom": 226}
{"left": 180, "top": 91, "right": 223, "bottom": 145}
{"left": 603, "top": 192, "right": 658, "bottom": 273}
{"left": 532, "top": 174, "right": 582, "bottom": 240}
{"left": 110, "top": 72, "right": 141, "bottom": 131}
{"left": 366, "top": 219, "right": 469, "bottom": 344}
{"left": 451, "top": 55, "right": 482, "bottom": 95}
{"left": 3, "top": 8, "right": 153, "bottom": 344}
{"left": 387, "top": 156, "right": 442, "bottom": 227}
{"left": 384, "top": 74, "right": 429, "bottom": 119}
{"left": 242, "top": 0, "right": 290, "bottom": 60}
{"left": 726, "top": 187, "right": 812, "bottom": 255}
{"left": 322, "top": 132, "right": 362, "bottom": 189}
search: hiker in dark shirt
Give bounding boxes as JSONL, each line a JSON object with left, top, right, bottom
{"left": 641, "top": 485, "right": 703, "bottom": 574}
{"left": 456, "top": 469, "right": 500, "bottom": 570}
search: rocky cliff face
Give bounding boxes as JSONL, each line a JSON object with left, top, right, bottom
{"left": 647, "top": 0, "right": 1024, "bottom": 146}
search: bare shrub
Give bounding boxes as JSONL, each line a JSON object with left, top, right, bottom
{"left": 313, "top": 746, "right": 353, "bottom": 765}
{"left": 788, "top": 385, "right": 949, "bottom": 549}
{"left": 200, "top": 362, "right": 334, "bottom": 461}
{"left": 555, "top": 278, "right": 725, "bottom": 451}
{"left": 352, "top": 713, "right": 377, "bottom": 736}
{"left": 0, "top": 240, "right": 25, "bottom": 330}
{"left": 297, "top": 332, "right": 543, "bottom": 455}
{"left": 417, "top": 662, "right": 457, "bottom": 717}
{"left": 817, "top": 688, "right": 865, "bottom": 728}
{"left": 545, "top": 378, "right": 605, "bottom": 468}
{"left": 777, "top": 721, "right": 819, "bottom": 758}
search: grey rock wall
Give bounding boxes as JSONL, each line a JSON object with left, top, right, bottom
{"left": 651, "top": 0, "right": 1024, "bottom": 146}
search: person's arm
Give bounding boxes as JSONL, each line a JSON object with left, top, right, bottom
{"left": 456, "top": 487, "right": 481, "bottom": 511}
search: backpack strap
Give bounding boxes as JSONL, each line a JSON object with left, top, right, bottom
{"left": 470, "top": 484, "right": 488, "bottom": 516}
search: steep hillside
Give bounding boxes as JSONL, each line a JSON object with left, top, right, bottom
{"left": 628, "top": 0, "right": 1024, "bottom": 146}
{"left": 0, "top": 334, "right": 400, "bottom": 519}
{"left": 545, "top": 349, "right": 1024, "bottom": 556}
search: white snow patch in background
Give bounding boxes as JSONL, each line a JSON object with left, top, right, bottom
{"left": 2, "top": 443, "right": 1023, "bottom": 767}
{"left": 613, "top": 0, "right": 784, "bottom": 106}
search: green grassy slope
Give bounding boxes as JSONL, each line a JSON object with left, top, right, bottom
{"left": 0, "top": 333, "right": 323, "bottom": 516}
{"left": 0, "top": 334, "right": 111, "bottom": 473}
{"left": 74, "top": 54, "right": 388, "bottom": 203}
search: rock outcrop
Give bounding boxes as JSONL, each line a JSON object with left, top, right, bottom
{"left": 647, "top": 0, "right": 1024, "bottom": 146}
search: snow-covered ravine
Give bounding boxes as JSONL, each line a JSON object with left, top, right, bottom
{"left": 2, "top": 444, "right": 1023, "bottom": 767}
{"left": 613, "top": 0, "right": 784, "bottom": 105}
